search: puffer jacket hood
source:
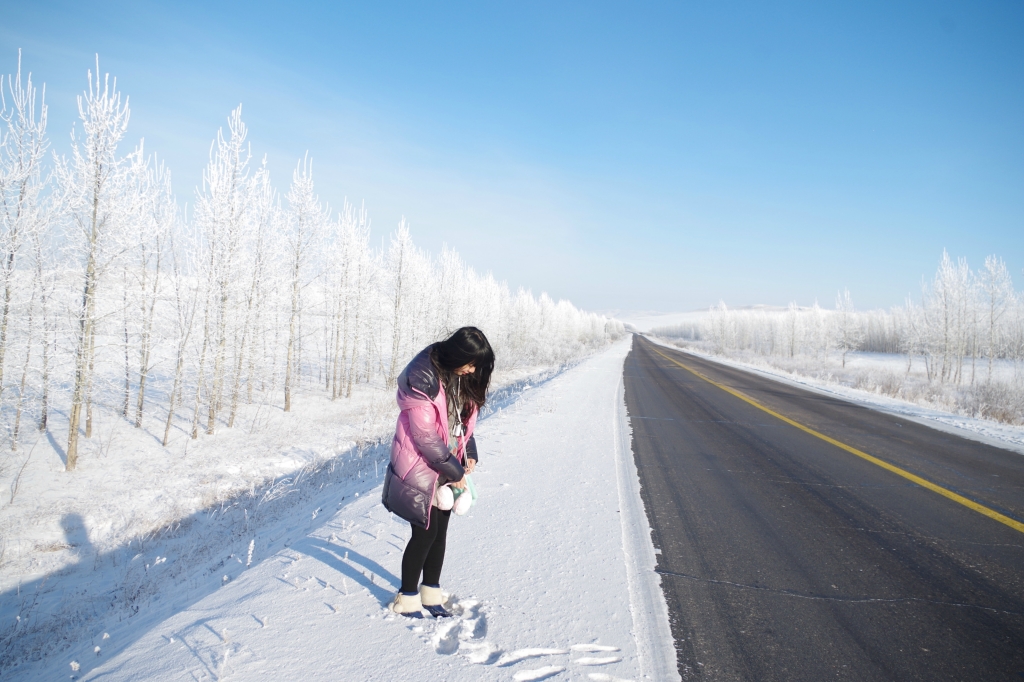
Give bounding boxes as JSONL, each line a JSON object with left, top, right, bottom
{"left": 382, "top": 345, "right": 478, "bottom": 529}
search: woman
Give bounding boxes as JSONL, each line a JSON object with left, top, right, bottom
{"left": 381, "top": 326, "right": 495, "bottom": 618}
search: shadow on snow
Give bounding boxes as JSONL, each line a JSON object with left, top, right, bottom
{"left": 0, "top": 364, "right": 567, "bottom": 679}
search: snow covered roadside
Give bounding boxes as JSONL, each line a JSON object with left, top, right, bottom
{"left": 20, "top": 339, "right": 674, "bottom": 681}
{"left": 0, "top": 362, "right": 572, "bottom": 674}
{"left": 647, "top": 335, "right": 1024, "bottom": 456}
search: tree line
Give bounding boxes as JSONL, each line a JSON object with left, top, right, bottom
{"left": 0, "top": 55, "right": 624, "bottom": 469}
{"left": 654, "top": 251, "right": 1023, "bottom": 390}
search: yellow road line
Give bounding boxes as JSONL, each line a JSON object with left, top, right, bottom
{"left": 648, "top": 344, "right": 1024, "bottom": 535}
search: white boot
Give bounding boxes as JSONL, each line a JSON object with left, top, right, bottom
{"left": 420, "top": 584, "right": 444, "bottom": 606}
{"left": 433, "top": 485, "right": 454, "bottom": 510}
{"left": 420, "top": 584, "right": 452, "bottom": 618}
{"left": 388, "top": 591, "right": 424, "bottom": 618}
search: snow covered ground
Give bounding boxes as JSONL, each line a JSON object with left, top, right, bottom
{"left": 0, "top": 362, "right": 565, "bottom": 671}
{"left": 7, "top": 339, "right": 677, "bottom": 681}
{"left": 647, "top": 335, "right": 1024, "bottom": 456}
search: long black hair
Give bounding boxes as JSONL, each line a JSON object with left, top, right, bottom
{"left": 430, "top": 326, "right": 495, "bottom": 418}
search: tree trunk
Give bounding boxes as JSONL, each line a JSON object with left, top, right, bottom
{"left": 191, "top": 277, "right": 214, "bottom": 440}
{"left": 86, "top": 324, "right": 96, "bottom": 439}
{"left": 284, "top": 239, "right": 302, "bottom": 412}
{"left": 122, "top": 268, "right": 131, "bottom": 418}
{"left": 12, "top": 275, "right": 37, "bottom": 451}
{"left": 39, "top": 298, "right": 51, "bottom": 432}
{"left": 67, "top": 250, "right": 99, "bottom": 470}
{"left": 388, "top": 246, "right": 405, "bottom": 387}
{"left": 207, "top": 279, "right": 230, "bottom": 434}
{"left": 333, "top": 288, "right": 347, "bottom": 400}
{"left": 163, "top": 341, "right": 187, "bottom": 446}
{"left": 345, "top": 260, "right": 363, "bottom": 398}
{"left": 228, "top": 270, "right": 259, "bottom": 427}
{"left": 136, "top": 247, "right": 161, "bottom": 427}
{"left": 246, "top": 303, "right": 262, "bottom": 404}
{"left": 191, "top": 331, "right": 208, "bottom": 440}
{"left": 0, "top": 259, "right": 14, "bottom": 399}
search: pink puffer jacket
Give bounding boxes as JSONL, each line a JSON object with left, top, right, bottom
{"left": 382, "top": 345, "right": 479, "bottom": 529}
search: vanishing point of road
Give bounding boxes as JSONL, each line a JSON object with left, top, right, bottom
{"left": 624, "top": 335, "right": 1024, "bottom": 681}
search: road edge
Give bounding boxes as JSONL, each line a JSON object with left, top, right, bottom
{"left": 614, "top": 348, "right": 680, "bottom": 681}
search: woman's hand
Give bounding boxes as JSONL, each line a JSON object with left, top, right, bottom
{"left": 465, "top": 459, "right": 476, "bottom": 474}
{"left": 451, "top": 476, "right": 467, "bottom": 490}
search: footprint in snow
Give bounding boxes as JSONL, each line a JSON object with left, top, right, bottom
{"left": 571, "top": 644, "right": 620, "bottom": 653}
{"left": 459, "top": 639, "right": 501, "bottom": 665}
{"left": 432, "top": 619, "right": 461, "bottom": 655}
{"left": 576, "top": 656, "right": 624, "bottom": 665}
{"left": 400, "top": 595, "right": 495, "bottom": 661}
{"left": 512, "top": 666, "right": 566, "bottom": 681}
{"left": 571, "top": 643, "right": 622, "bottom": 666}
{"left": 586, "top": 674, "right": 635, "bottom": 682}
{"left": 496, "top": 648, "right": 569, "bottom": 667}
{"left": 395, "top": 596, "right": 629, "bottom": 678}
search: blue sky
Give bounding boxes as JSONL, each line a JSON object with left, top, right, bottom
{"left": 3, "top": 1, "right": 1022, "bottom": 312}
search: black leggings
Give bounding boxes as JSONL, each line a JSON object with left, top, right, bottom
{"left": 400, "top": 506, "right": 451, "bottom": 593}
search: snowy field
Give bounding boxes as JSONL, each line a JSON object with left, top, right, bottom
{"left": 3, "top": 339, "right": 677, "bottom": 681}
{"left": 648, "top": 335, "right": 1024, "bottom": 455}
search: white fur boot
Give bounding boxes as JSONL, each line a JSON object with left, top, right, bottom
{"left": 420, "top": 584, "right": 452, "bottom": 618}
{"left": 433, "top": 485, "right": 454, "bottom": 510}
{"left": 388, "top": 591, "right": 425, "bottom": 618}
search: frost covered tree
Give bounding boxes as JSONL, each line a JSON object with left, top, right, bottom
{"left": 436, "top": 247, "right": 463, "bottom": 337}
{"left": 34, "top": 228, "right": 55, "bottom": 433}
{"left": 125, "top": 149, "right": 174, "bottom": 427}
{"left": 386, "top": 219, "right": 415, "bottom": 387}
{"left": 0, "top": 51, "right": 48, "bottom": 402}
{"left": 227, "top": 159, "right": 275, "bottom": 427}
{"left": 926, "top": 250, "right": 972, "bottom": 384}
{"left": 10, "top": 227, "right": 52, "bottom": 450}
{"left": 162, "top": 226, "right": 200, "bottom": 446}
{"left": 835, "top": 289, "right": 862, "bottom": 368}
{"left": 323, "top": 199, "right": 371, "bottom": 399}
{"left": 978, "top": 256, "right": 1014, "bottom": 383}
{"left": 344, "top": 213, "right": 375, "bottom": 397}
{"left": 193, "top": 106, "right": 251, "bottom": 435}
{"left": 55, "top": 58, "right": 131, "bottom": 470}
{"left": 283, "top": 154, "right": 327, "bottom": 412}
{"left": 0, "top": 52, "right": 626, "bottom": 461}
{"left": 656, "top": 250, "right": 1022, "bottom": 400}
{"left": 786, "top": 302, "right": 799, "bottom": 358}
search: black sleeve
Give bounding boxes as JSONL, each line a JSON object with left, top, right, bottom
{"left": 465, "top": 434, "right": 478, "bottom": 461}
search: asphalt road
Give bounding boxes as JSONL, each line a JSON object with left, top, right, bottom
{"left": 623, "top": 335, "right": 1024, "bottom": 681}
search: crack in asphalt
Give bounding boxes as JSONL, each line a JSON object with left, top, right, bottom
{"left": 654, "top": 568, "right": 1024, "bottom": 616}
{"left": 822, "top": 525, "right": 1024, "bottom": 549}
